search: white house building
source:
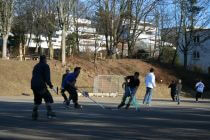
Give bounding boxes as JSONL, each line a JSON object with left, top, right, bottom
{"left": 135, "top": 22, "right": 159, "bottom": 52}
{"left": 178, "top": 29, "right": 210, "bottom": 74}
{"left": 121, "top": 21, "right": 160, "bottom": 56}
{"left": 26, "top": 18, "right": 106, "bottom": 53}
{"left": 25, "top": 18, "right": 159, "bottom": 57}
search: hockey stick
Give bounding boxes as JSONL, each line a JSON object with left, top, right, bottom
{"left": 51, "top": 87, "right": 58, "bottom": 95}
{"left": 81, "top": 91, "right": 106, "bottom": 110}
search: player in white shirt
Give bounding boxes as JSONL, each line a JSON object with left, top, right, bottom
{"left": 143, "top": 68, "right": 156, "bottom": 106}
{"left": 195, "top": 80, "right": 205, "bottom": 102}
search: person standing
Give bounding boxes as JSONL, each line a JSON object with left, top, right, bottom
{"left": 61, "top": 68, "right": 71, "bottom": 107}
{"left": 168, "top": 80, "right": 177, "bottom": 101}
{"left": 176, "top": 79, "right": 182, "bottom": 105}
{"left": 195, "top": 79, "right": 205, "bottom": 102}
{"left": 31, "top": 55, "right": 55, "bottom": 120}
{"left": 62, "top": 67, "right": 82, "bottom": 109}
{"left": 143, "top": 68, "right": 156, "bottom": 106}
{"left": 118, "top": 72, "right": 140, "bottom": 109}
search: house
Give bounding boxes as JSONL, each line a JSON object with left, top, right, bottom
{"left": 25, "top": 17, "right": 160, "bottom": 58}
{"left": 26, "top": 18, "right": 107, "bottom": 54}
{"left": 120, "top": 21, "right": 160, "bottom": 57}
{"left": 177, "top": 29, "right": 210, "bottom": 74}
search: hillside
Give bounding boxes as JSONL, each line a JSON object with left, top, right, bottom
{"left": 0, "top": 57, "right": 182, "bottom": 98}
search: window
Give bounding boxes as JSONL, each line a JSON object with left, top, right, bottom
{"left": 193, "top": 51, "right": 200, "bottom": 59}
{"left": 193, "top": 35, "right": 200, "bottom": 43}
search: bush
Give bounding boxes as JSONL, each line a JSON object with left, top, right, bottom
{"left": 160, "top": 47, "right": 178, "bottom": 64}
{"left": 134, "top": 49, "right": 150, "bottom": 59}
{"left": 191, "top": 65, "right": 203, "bottom": 74}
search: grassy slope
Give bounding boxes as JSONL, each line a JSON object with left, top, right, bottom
{"left": 0, "top": 57, "right": 179, "bottom": 98}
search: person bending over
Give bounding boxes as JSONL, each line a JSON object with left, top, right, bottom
{"left": 62, "top": 67, "right": 82, "bottom": 109}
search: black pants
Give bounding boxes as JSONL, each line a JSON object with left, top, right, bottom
{"left": 171, "top": 92, "right": 176, "bottom": 101}
{"left": 61, "top": 89, "right": 71, "bottom": 101}
{"left": 64, "top": 86, "right": 78, "bottom": 104}
{"left": 32, "top": 88, "right": 53, "bottom": 105}
{"left": 196, "top": 92, "right": 202, "bottom": 101}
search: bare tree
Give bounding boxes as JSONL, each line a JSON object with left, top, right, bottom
{"left": 154, "top": 1, "right": 174, "bottom": 62}
{"left": 57, "top": 0, "right": 76, "bottom": 66}
{"left": 42, "top": 0, "right": 57, "bottom": 60}
{"left": 126, "top": 0, "right": 160, "bottom": 57}
{"left": 174, "top": 0, "right": 210, "bottom": 69}
{"left": 11, "top": 0, "right": 34, "bottom": 60}
{"left": 0, "top": 0, "right": 15, "bottom": 59}
{"left": 94, "top": 0, "right": 110, "bottom": 57}
{"left": 72, "top": 0, "right": 95, "bottom": 54}
{"left": 94, "top": 0, "right": 127, "bottom": 58}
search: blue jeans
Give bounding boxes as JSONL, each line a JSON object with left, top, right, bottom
{"left": 176, "top": 93, "right": 180, "bottom": 104}
{"left": 143, "top": 87, "right": 153, "bottom": 105}
{"left": 124, "top": 87, "right": 136, "bottom": 97}
{"left": 119, "top": 87, "right": 137, "bottom": 106}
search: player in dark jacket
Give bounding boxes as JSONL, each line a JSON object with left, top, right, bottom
{"left": 61, "top": 68, "right": 71, "bottom": 106}
{"left": 168, "top": 80, "right": 177, "bottom": 101}
{"left": 62, "top": 67, "right": 81, "bottom": 109}
{"left": 31, "top": 55, "right": 55, "bottom": 120}
{"left": 118, "top": 72, "right": 140, "bottom": 109}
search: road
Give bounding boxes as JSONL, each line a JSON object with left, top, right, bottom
{"left": 0, "top": 96, "right": 210, "bottom": 140}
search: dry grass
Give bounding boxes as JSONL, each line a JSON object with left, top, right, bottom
{"left": 0, "top": 57, "right": 177, "bottom": 98}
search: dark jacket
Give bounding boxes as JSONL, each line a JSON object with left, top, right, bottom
{"left": 168, "top": 83, "right": 177, "bottom": 94}
{"left": 31, "top": 61, "right": 53, "bottom": 90}
{"left": 62, "top": 72, "right": 78, "bottom": 89}
{"left": 126, "top": 76, "right": 140, "bottom": 88}
{"left": 61, "top": 73, "right": 69, "bottom": 88}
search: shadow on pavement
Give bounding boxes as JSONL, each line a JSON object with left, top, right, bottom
{"left": 0, "top": 101, "right": 210, "bottom": 140}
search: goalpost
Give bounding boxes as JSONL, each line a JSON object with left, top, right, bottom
{"left": 79, "top": 75, "right": 140, "bottom": 110}
{"left": 93, "top": 75, "right": 125, "bottom": 97}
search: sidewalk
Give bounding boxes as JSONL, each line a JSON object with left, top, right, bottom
{"left": 0, "top": 96, "right": 210, "bottom": 109}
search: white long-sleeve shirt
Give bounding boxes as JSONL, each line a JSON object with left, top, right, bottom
{"left": 195, "top": 81, "right": 205, "bottom": 93}
{"left": 145, "top": 72, "right": 156, "bottom": 89}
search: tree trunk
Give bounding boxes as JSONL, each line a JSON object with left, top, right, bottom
{"left": 76, "top": 24, "right": 79, "bottom": 54}
{"left": 127, "top": 42, "right": 131, "bottom": 57}
{"left": 171, "top": 49, "right": 177, "bottom": 65}
{"left": 121, "top": 42, "right": 124, "bottom": 58}
{"left": 48, "top": 39, "right": 54, "bottom": 60}
{"left": 157, "top": 50, "right": 163, "bottom": 62}
{"left": 109, "top": 35, "right": 113, "bottom": 58}
{"left": 19, "top": 42, "right": 23, "bottom": 61}
{"left": 76, "top": 34, "right": 79, "bottom": 54}
{"left": 184, "top": 51, "right": 188, "bottom": 70}
{"left": 105, "top": 34, "right": 109, "bottom": 57}
{"left": 1, "top": 1, "right": 14, "bottom": 59}
{"left": 23, "top": 45, "right": 26, "bottom": 60}
{"left": 27, "top": 32, "right": 32, "bottom": 48}
{"left": 2, "top": 35, "right": 9, "bottom": 59}
{"left": 94, "top": 37, "right": 97, "bottom": 63}
{"left": 61, "top": 25, "right": 66, "bottom": 66}
{"left": 128, "top": 41, "right": 134, "bottom": 57}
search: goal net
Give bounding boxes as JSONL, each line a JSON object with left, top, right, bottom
{"left": 93, "top": 75, "right": 125, "bottom": 97}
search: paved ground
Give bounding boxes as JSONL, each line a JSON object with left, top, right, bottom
{"left": 0, "top": 96, "right": 210, "bottom": 140}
